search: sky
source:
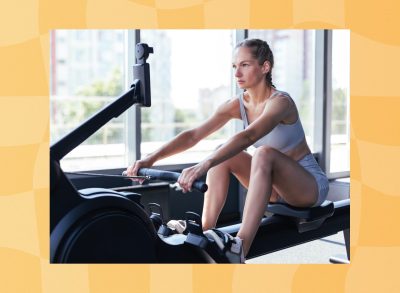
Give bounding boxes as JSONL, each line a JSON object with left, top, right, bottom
{"left": 166, "top": 30, "right": 234, "bottom": 108}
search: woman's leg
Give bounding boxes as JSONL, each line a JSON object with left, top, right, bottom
{"left": 237, "top": 146, "right": 319, "bottom": 256}
{"left": 202, "top": 151, "right": 251, "bottom": 230}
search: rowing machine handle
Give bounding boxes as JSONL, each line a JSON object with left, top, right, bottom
{"left": 137, "top": 168, "right": 208, "bottom": 193}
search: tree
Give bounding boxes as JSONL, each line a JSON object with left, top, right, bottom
{"left": 76, "top": 68, "right": 123, "bottom": 97}
{"left": 332, "top": 87, "right": 347, "bottom": 135}
{"left": 62, "top": 67, "right": 125, "bottom": 144}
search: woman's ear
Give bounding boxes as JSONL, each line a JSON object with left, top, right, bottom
{"left": 262, "top": 61, "right": 271, "bottom": 74}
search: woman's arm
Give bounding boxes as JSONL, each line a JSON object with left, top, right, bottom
{"left": 145, "top": 98, "right": 238, "bottom": 164}
{"left": 125, "top": 98, "right": 238, "bottom": 176}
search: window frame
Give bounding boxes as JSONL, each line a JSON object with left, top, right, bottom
{"left": 314, "top": 30, "right": 350, "bottom": 179}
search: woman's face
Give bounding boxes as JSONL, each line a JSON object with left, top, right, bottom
{"left": 232, "top": 47, "right": 268, "bottom": 89}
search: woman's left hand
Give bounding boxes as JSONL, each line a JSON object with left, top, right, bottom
{"left": 177, "top": 161, "right": 210, "bottom": 193}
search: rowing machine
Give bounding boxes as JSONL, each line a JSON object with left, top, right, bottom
{"left": 51, "top": 166, "right": 349, "bottom": 263}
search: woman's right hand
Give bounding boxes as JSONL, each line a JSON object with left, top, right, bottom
{"left": 124, "top": 157, "right": 154, "bottom": 183}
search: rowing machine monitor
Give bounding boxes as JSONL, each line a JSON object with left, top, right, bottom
{"left": 133, "top": 43, "right": 153, "bottom": 107}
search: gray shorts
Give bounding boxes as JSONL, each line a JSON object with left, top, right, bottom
{"left": 277, "top": 153, "right": 329, "bottom": 207}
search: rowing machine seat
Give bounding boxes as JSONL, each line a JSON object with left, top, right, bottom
{"left": 266, "top": 200, "right": 334, "bottom": 233}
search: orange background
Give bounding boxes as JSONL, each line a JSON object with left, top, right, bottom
{"left": 1, "top": 0, "right": 400, "bottom": 292}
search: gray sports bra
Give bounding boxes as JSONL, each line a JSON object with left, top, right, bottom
{"left": 238, "top": 90, "right": 305, "bottom": 153}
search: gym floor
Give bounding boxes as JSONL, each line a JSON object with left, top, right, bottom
{"left": 246, "top": 232, "right": 347, "bottom": 264}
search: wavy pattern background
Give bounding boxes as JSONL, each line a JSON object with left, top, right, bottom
{"left": 1, "top": 0, "right": 399, "bottom": 292}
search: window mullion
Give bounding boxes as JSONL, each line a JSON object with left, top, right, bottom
{"left": 314, "top": 30, "right": 332, "bottom": 174}
{"left": 324, "top": 30, "right": 333, "bottom": 176}
{"left": 125, "top": 29, "right": 141, "bottom": 165}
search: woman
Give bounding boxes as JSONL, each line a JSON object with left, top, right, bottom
{"left": 125, "top": 38, "right": 329, "bottom": 263}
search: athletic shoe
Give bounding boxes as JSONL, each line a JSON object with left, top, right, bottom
{"left": 204, "top": 229, "right": 245, "bottom": 264}
{"left": 166, "top": 219, "right": 187, "bottom": 234}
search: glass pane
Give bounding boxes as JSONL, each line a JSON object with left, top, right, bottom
{"left": 140, "top": 30, "right": 236, "bottom": 164}
{"left": 50, "top": 30, "right": 127, "bottom": 171}
{"left": 330, "top": 30, "right": 350, "bottom": 173}
{"left": 247, "top": 30, "right": 316, "bottom": 149}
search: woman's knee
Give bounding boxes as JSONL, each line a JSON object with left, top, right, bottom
{"left": 252, "top": 146, "right": 278, "bottom": 167}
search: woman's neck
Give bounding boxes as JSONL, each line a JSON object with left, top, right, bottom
{"left": 245, "top": 83, "right": 274, "bottom": 105}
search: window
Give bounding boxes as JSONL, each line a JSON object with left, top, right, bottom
{"left": 139, "top": 30, "right": 236, "bottom": 165}
{"left": 50, "top": 29, "right": 349, "bottom": 178}
{"left": 50, "top": 30, "right": 126, "bottom": 171}
{"left": 330, "top": 30, "right": 350, "bottom": 174}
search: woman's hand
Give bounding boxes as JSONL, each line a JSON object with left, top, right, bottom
{"left": 125, "top": 157, "right": 154, "bottom": 184}
{"left": 178, "top": 160, "right": 211, "bottom": 193}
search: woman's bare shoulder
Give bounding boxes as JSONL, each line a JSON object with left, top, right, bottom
{"left": 217, "top": 96, "right": 241, "bottom": 119}
{"left": 269, "top": 91, "right": 295, "bottom": 106}
{"left": 266, "top": 91, "right": 298, "bottom": 122}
